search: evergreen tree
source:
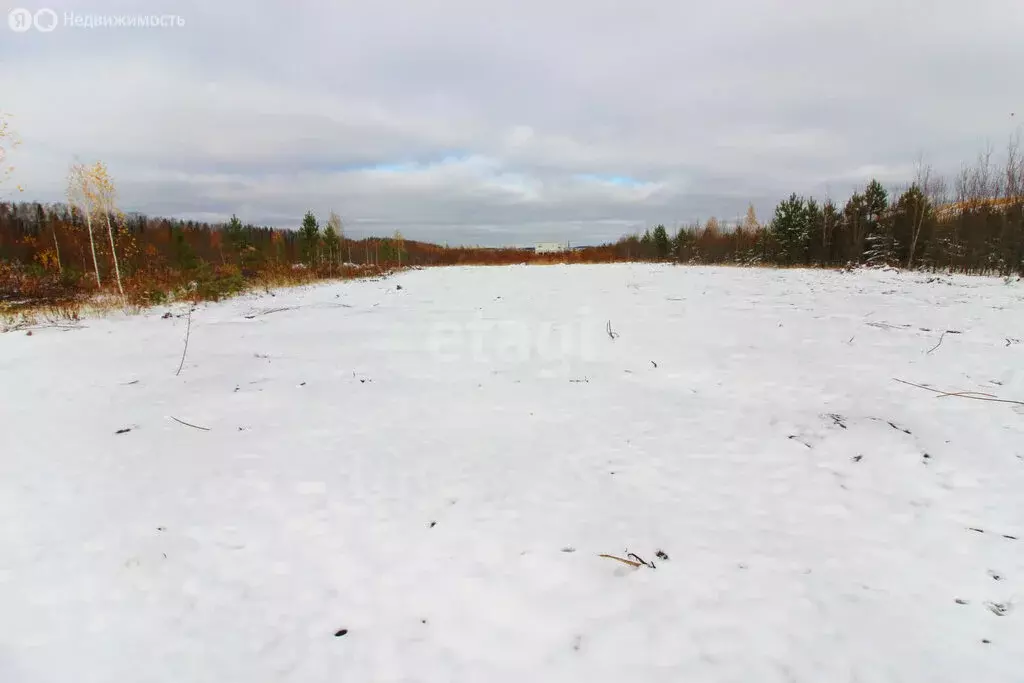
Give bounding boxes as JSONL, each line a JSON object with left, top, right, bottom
{"left": 770, "top": 193, "right": 810, "bottom": 264}
{"left": 861, "top": 181, "right": 895, "bottom": 266}
{"left": 652, "top": 224, "right": 670, "bottom": 258}
{"left": 864, "top": 179, "right": 889, "bottom": 225}
{"left": 805, "top": 198, "right": 822, "bottom": 264}
{"left": 814, "top": 199, "right": 840, "bottom": 265}
{"left": 224, "top": 214, "right": 246, "bottom": 257}
{"left": 895, "top": 185, "right": 930, "bottom": 269}
{"left": 673, "top": 226, "right": 693, "bottom": 261}
{"left": 843, "top": 192, "right": 868, "bottom": 263}
{"left": 640, "top": 228, "right": 654, "bottom": 258}
{"left": 299, "top": 210, "right": 320, "bottom": 266}
{"left": 322, "top": 220, "right": 340, "bottom": 272}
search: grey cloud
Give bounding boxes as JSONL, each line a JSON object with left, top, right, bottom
{"left": 3, "top": 0, "right": 1022, "bottom": 245}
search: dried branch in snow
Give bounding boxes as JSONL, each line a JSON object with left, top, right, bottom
{"left": 927, "top": 331, "right": 947, "bottom": 355}
{"left": 175, "top": 305, "right": 193, "bottom": 377}
{"left": 893, "top": 378, "right": 1024, "bottom": 406}
{"left": 598, "top": 554, "right": 642, "bottom": 568}
{"left": 170, "top": 416, "right": 210, "bottom": 431}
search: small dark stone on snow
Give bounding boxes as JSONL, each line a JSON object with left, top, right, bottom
{"left": 396, "top": 284, "right": 403, "bottom": 290}
{"left": 561, "top": 547, "right": 576, "bottom": 553}
{"left": 655, "top": 550, "right": 669, "bottom": 560}
{"left": 955, "top": 598, "right": 968, "bottom": 605}
{"left": 421, "top": 619, "right": 427, "bottom": 624}
{"left": 428, "top": 521, "right": 436, "bottom": 528}
{"left": 982, "top": 639, "right": 991, "bottom": 644}
{"left": 115, "top": 428, "right": 132, "bottom": 435}
{"left": 299, "top": 382, "right": 306, "bottom": 386}
{"left": 156, "top": 527, "right": 166, "bottom": 532}
{"left": 852, "top": 455, "right": 863, "bottom": 462}
{"left": 334, "top": 629, "right": 348, "bottom": 637}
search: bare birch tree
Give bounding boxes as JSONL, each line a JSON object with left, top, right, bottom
{"left": 87, "top": 162, "right": 125, "bottom": 300}
{"left": 67, "top": 163, "right": 102, "bottom": 288}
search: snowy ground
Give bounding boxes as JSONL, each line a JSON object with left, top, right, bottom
{"left": 2, "top": 264, "right": 1023, "bottom": 683}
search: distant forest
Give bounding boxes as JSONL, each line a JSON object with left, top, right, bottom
{"left": 617, "top": 142, "right": 1024, "bottom": 276}
{"left": 2, "top": 140, "right": 1022, "bottom": 311}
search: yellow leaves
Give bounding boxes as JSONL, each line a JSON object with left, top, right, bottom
{"left": 67, "top": 160, "right": 125, "bottom": 228}
{"left": 0, "top": 111, "right": 24, "bottom": 193}
{"left": 68, "top": 160, "right": 117, "bottom": 211}
{"left": 35, "top": 249, "right": 61, "bottom": 272}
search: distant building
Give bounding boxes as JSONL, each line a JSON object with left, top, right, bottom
{"left": 535, "top": 241, "right": 568, "bottom": 254}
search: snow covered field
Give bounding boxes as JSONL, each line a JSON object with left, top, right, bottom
{"left": 2, "top": 264, "right": 1023, "bottom": 682}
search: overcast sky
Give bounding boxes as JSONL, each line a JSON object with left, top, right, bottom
{"left": 3, "top": 0, "right": 1022, "bottom": 245}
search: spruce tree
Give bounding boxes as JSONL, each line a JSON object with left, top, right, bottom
{"left": 771, "top": 194, "right": 810, "bottom": 264}
{"left": 299, "top": 210, "right": 320, "bottom": 266}
{"left": 652, "top": 224, "right": 670, "bottom": 259}
{"left": 322, "top": 221, "right": 340, "bottom": 272}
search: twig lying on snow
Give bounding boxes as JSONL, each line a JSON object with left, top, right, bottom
{"left": 627, "top": 552, "right": 656, "bottom": 569}
{"left": 927, "top": 331, "right": 947, "bottom": 355}
{"left": 894, "top": 378, "right": 1024, "bottom": 406}
{"left": 175, "top": 305, "right": 193, "bottom": 377}
{"left": 606, "top": 320, "right": 618, "bottom": 340}
{"left": 598, "top": 554, "right": 643, "bottom": 568}
{"left": 170, "top": 416, "right": 210, "bottom": 431}
{"left": 939, "top": 390, "right": 998, "bottom": 399}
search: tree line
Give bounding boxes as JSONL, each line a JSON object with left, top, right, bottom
{"left": 3, "top": 111, "right": 1022, "bottom": 312}
{"left": 614, "top": 141, "right": 1024, "bottom": 276}
{"left": 0, "top": 196, "right": 619, "bottom": 308}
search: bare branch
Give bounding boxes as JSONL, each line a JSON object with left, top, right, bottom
{"left": 170, "top": 416, "right": 210, "bottom": 431}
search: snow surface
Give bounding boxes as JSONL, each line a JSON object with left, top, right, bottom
{"left": 2, "top": 264, "right": 1023, "bottom": 683}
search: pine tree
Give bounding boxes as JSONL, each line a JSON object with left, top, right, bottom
{"left": 652, "top": 224, "right": 670, "bottom": 259}
{"left": 770, "top": 194, "right": 810, "bottom": 264}
{"left": 224, "top": 214, "right": 245, "bottom": 254}
{"left": 821, "top": 200, "right": 841, "bottom": 265}
{"left": 299, "top": 210, "right": 320, "bottom": 266}
{"left": 864, "top": 179, "right": 889, "bottom": 225}
{"left": 843, "top": 192, "right": 868, "bottom": 263}
{"left": 862, "top": 180, "right": 895, "bottom": 267}
{"left": 322, "top": 221, "right": 340, "bottom": 273}
{"left": 640, "top": 228, "right": 654, "bottom": 259}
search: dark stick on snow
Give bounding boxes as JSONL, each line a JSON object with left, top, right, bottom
{"left": 926, "top": 331, "right": 947, "bottom": 355}
{"left": 894, "top": 378, "right": 1024, "bottom": 406}
{"left": 175, "top": 306, "right": 193, "bottom": 376}
{"left": 627, "top": 552, "right": 655, "bottom": 569}
{"left": 170, "top": 416, "right": 210, "bottom": 431}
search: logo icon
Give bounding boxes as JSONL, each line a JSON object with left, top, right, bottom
{"left": 8, "top": 7, "right": 33, "bottom": 32}
{"left": 34, "top": 8, "right": 57, "bottom": 31}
